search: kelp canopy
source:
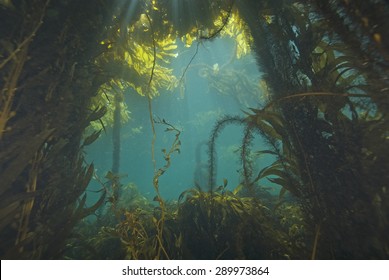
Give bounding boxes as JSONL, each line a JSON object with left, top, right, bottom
{"left": 0, "top": 0, "right": 388, "bottom": 259}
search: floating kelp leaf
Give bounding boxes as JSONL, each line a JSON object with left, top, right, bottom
{"left": 255, "top": 164, "right": 283, "bottom": 181}
{"left": 178, "top": 189, "right": 197, "bottom": 204}
{"left": 228, "top": 200, "right": 245, "bottom": 216}
{"left": 245, "top": 110, "right": 285, "bottom": 140}
{"left": 215, "top": 185, "right": 224, "bottom": 193}
{"left": 82, "top": 129, "right": 102, "bottom": 146}
{"left": 267, "top": 177, "right": 287, "bottom": 187}
{"left": 105, "top": 171, "right": 127, "bottom": 181}
{"left": 81, "top": 190, "right": 106, "bottom": 218}
{"left": 98, "top": 118, "right": 107, "bottom": 134}
{"left": 232, "top": 184, "right": 243, "bottom": 195}
{"left": 250, "top": 109, "right": 286, "bottom": 140}
{"left": 256, "top": 120, "right": 282, "bottom": 140}
{"left": 81, "top": 164, "right": 94, "bottom": 191}
{"left": 255, "top": 149, "right": 279, "bottom": 156}
{"left": 87, "top": 106, "right": 107, "bottom": 122}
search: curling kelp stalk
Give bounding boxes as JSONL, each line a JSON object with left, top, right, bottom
{"left": 207, "top": 115, "right": 245, "bottom": 191}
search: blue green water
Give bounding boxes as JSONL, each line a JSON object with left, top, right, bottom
{"left": 85, "top": 37, "right": 277, "bottom": 205}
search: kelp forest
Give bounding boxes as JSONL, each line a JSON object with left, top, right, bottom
{"left": 1, "top": 0, "right": 388, "bottom": 260}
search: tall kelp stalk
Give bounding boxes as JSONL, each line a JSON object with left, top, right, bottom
{"left": 112, "top": 92, "right": 122, "bottom": 175}
{"left": 193, "top": 141, "right": 209, "bottom": 189}
{"left": 0, "top": 0, "right": 111, "bottom": 259}
{"left": 236, "top": 0, "right": 389, "bottom": 258}
{"left": 110, "top": 91, "right": 122, "bottom": 208}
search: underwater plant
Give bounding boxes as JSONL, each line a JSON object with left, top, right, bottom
{"left": 235, "top": 0, "right": 389, "bottom": 259}
{"left": 1, "top": 0, "right": 388, "bottom": 261}
{"left": 0, "top": 0, "right": 113, "bottom": 259}
{"left": 176, "top": 184, "right": 300, "bottom": 259}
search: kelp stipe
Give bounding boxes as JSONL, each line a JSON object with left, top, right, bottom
{"left": 206, "top": 113, "right": 282, "bottom": 197}
{"left": 111, "top": 91, "right": 123, "bottom": 206}
{"left": 112, "top": 92, "right": 122, "bottom": 175}
{"left": 240, "top": 124, "right": 255, "bottom": 192}
{"left": 207, "top": 115, "right": 245, "bottom": 191}
{"left": 193, "top": 140, "right": 209, "bottom": 190}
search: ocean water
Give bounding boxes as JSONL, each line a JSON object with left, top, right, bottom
{"left": 3, "top": 0, "right": 387, "bottom": 260}
{"left": 84, "top": 37, "right": 277, "bottom": 205}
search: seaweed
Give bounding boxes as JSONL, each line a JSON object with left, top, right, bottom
{"left": 0, "top": 0, "right": 109, "bottom": 259}
{"left": 176, "top": 186, "right": 297, "bottom": 259}
{"left": 207, "top": 116, "right": 245, "bottom": 190}
{"left": 1, "top": 0, "right": 388, "bottom": 260}
{"left": 237, "top": 0, "right": 389, "bottom": 259}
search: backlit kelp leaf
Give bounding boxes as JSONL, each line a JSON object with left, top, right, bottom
{"left": 262, "top": 114, "right": 286, "bottom": 139}
{"left": 214, "top": 10, "right": 253, "bottom": 58}
{"left": 256, "top": 120, "right": 282, "bottom": 140}
{"left": 155, "top": 37, "right": 178, "bottom": 62}
{"left": 181, "top": 31, "right": 196, "bottom": 47}
{"left": 215, "top": 185, "right": 225, "bottom": 193}
{"left": 232, "top": 184, "right": 243, "bottom": 195}
{"left": 257, "top": 110, "right": 284, "bottom": 128}
{"left": 160, "top": 44, "right": 177, "bottom": 51}
{"left": 227, "top": 200, "right": 244, "bottom": 216}
{"left": 245, "top": 109, "right": 285, "bottom": 140}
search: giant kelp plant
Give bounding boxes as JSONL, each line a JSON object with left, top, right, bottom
{"left": 0, "top": 0, "right": 112, "bottom": 258}
{"left": 1, "top": 0, "right": 388, "bottom": 260}
{"left": 235, "top": 0, "right": 389, "bottom": 258}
